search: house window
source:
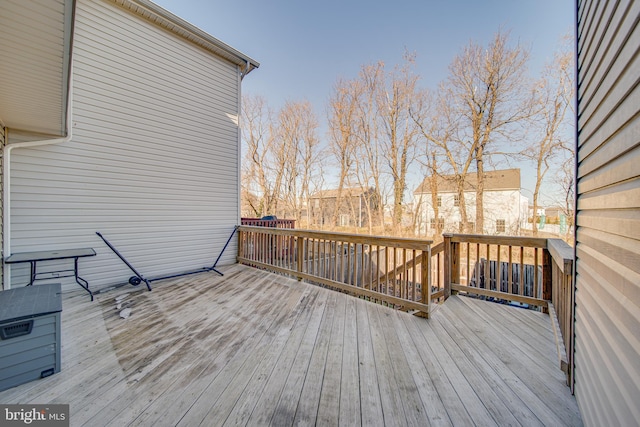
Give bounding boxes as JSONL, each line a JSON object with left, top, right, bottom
{"left": 314, "top": 199, "right": 320, "bottom": 208}
{"left": 496, "top": 219, "right": 506, "bottom": 233}
{"left": 340, "top": 214, "right": 350, "bottom": 227}
{"left": 437, "top": 196, "right": 442, "bottom": 207}
{"left": 454, "top": 195, "right": 460, "bottom": 207}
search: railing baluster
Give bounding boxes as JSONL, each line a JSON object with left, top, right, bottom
{"left": 347, "top": 242, "right": 353, "bottom": 285}
{"left": 436, "top": 252, "right": 440, "bottom": 291}
{"left": 354, "top": 243, "right": 360, "bottom": 288}
{"left": 412, "top": 249, "right": 417, "bottom": 301}
{"left": 533, "top": 248, "right": 540, "bottom": 298}
{"left": 375, "top": 245, "right": 380, "bottom": 293}
{"left": 465, "top": 242, "right": 469, "bottom": 286}
{"left": 331, "top": 240, "right": 340, "bottom": 281}
{"left": 401, "top": 248, "right": 406, "bottom": 299}
{"left": 508, "top": 246, "right": 513, "bottom": 294}
{"left": 360, "top": 243, "right": 365, "bottom": 289}
{"left": 485, "top": 243, "right": 490, "bottom": 290}
{"left": 385, "top": 246, "right": 390, "bottom": 295}
{"left": 519, "top": 246, "right": 525, "bottom": 296}
{"left": 475, "top": 243, "right": 480, "bottom": 288}
{"left": 496, "top": 244, "right": 501, "bottom": 292}
{"left": 369, "top": 245, "right": 373, "bottom": 289}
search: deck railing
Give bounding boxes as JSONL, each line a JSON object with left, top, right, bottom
{"left": 236, "top": 227, "right": 574, "bottom": 385}
{"left": 439, "top": 233, "right": 574, "bottom": 385}
{"left": 237, "top": 226, "right": 432, "bottom": 317}
{"left": 442, "top": 233, "right": 550, "bottom": 308}
{"left": 240, "top": 217, "right": 296, "bottom": 228}
{"left": 547, "top": 238, "right": 575, "bottom": 390}
{"left": 429, "top": 241, "right": 446, "bottom": 302}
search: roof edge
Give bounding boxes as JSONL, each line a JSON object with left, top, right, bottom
{"left": 110, "top": 0, "right": 259, "bottom": 73}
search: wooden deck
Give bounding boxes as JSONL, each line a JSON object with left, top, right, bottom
{"left": 0, "top": 264, "right": 582, "bottom": 426}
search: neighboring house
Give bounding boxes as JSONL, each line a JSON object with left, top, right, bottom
{"left": 309, "top": 188, "right": 379, "bottom": 228}
{"left": 543, "top": 206, "right": 562, "bottom": 219}
{"left": 575, "top": 1, "right": 640, "bottom": 425}
{"left": 0, "top": 0, "right": 258, "bottom": 292}
{"left": 413, "top": 168, "right": 528, "bottom": 236}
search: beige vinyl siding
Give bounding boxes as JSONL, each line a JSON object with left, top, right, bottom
{"left": 575, "top": 0, "right": 640, "bottom": 426}
{"left": 9, "top": 0, "right": 241, "bottom": 292}
{"left": 0, "top": 126, "right": 4, "bottom": 290}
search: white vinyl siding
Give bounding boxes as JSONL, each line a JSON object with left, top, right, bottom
{"left": 8, "top": 0, "right": 242, "bottom": 292}
{"left": 419, "top": 189, "right": 523, "bottom": 235}
{"left": 0, "top": 0, "right": 70, "bottom": 136}
{"left": 575, "top": 1, "right": 640, "bottom": 426}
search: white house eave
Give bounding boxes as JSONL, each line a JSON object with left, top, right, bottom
{"left": 110, "top": 0, "right": 260, "bottom": 75}
{"left": 0, "top": 0, "right": 74, "bottom": 138}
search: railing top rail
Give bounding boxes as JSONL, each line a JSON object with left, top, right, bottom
{"left": 547, "top": 238, "right": 574, "bottom": 274}
{"left": 431, "top": 241, "right": 444, "bottom": 255}
{"left": 237, "top": 225, "right": 433, "bottom": 250}
{"left": 240, "top": 218, "right": 296, "bottom": 226}
{"left": 445, "top": 233, "right": 547, "bottom": 248}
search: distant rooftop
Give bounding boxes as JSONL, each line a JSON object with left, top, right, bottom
{"left": 414, "top": 168, "right": 521, "bottom": 194}
{"left": 310, "top": 187, "right": 371, "bottom": 199}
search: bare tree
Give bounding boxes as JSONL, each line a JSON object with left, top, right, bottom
{"left": 327, "top": 77, "right": 362, "bottom": 228}
{"left": 276, "top": 100, "right": 321, "bottom": 223}
{"left": 334, "top": 58, "right": 424, "bottom": 236}
{"left": 376, "top": 53, "right": 421, "bottom": 232}
{"left": 353, "top": 62, "right": 386, "bottom": 233}
{"left": 241, "top": 95, "right": 321, "bottom": 223}
{"left": 241, "top": 95, "right": 281, "bottom": 217}
{"left": 557, "top": 155, "right": 575, "bottom": 235}
{"left": 447, "top": 31, "right": 532, "bottom": 233}
{"left": 524, "top": 40, "right": 574, "bottom": 235}
{"left": 413, "top": 83, "right": 475, "bottom": 233}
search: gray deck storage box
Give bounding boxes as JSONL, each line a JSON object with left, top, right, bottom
{"left": 0, "top": 283, "right": 62, "bottom": 392}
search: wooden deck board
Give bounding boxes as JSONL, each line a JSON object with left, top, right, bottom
{"left": 269, "top": 288, "right": 329, "bottom": 426}
{"left": 436, "top": 299, "right": 566, "bottom": 426}
{"left": 315, "top": 287, "right": 346, "bottom": 426}
{"left": 390, "top": 308, "right": 453, "bottom": 426}
{"left": 375, "top": 304, "right": 429, "bottom": 426}
{"left": 0, "top": 264, "right": 582, "bottom": 426}
{"left": 293, "top": 290, "right": 337, "bottom": 426}
{"left": 355, "top": 297, "right": 385, "bottom": 427}
{"left": 141, "top": 271, "right": 296, "bottom": 426}
{"left": 415, "top": 311, "right": 499, "bottom": 426}
{"left": 367, "top": 302, "right": 406, "bottom": 426}
{"left": 338, "top": 297, "right": 362, "bottom": 426}
{"left": 174, "top": 277, "right": 310, "bottom": 426}
{"left": 399, "top": 311, "right": 475, "bottom": 426}
{"left": 432, "top": 302, "right": 542, "bottom": 426}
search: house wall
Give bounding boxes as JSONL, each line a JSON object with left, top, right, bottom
{"left": 418, "top": 189, "right": 524, "bottom": 235}
{"left": 0, "top": 0, "right": 71, "bottom": 137}
{"left": 310, "top": 193, "right": 378, "bottom": 228}
{"left": 8, "top": 0, "right": 242, "bottom": 292}
{"left": 311, "top": 196, "right": 354, "bottom": 227}
{"left": 575, "top": 0, "right": 640, "bottom": 425}
{"left": 0, "top": 125, "right": 3, "bottom": 290}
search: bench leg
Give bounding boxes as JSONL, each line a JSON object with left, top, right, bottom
{"left": 75, "top": 258, "right": 94, "bottom": 301}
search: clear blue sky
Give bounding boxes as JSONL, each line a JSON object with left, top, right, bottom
{"left": 154, "top": 0, "right": 575, "bottom": 201}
